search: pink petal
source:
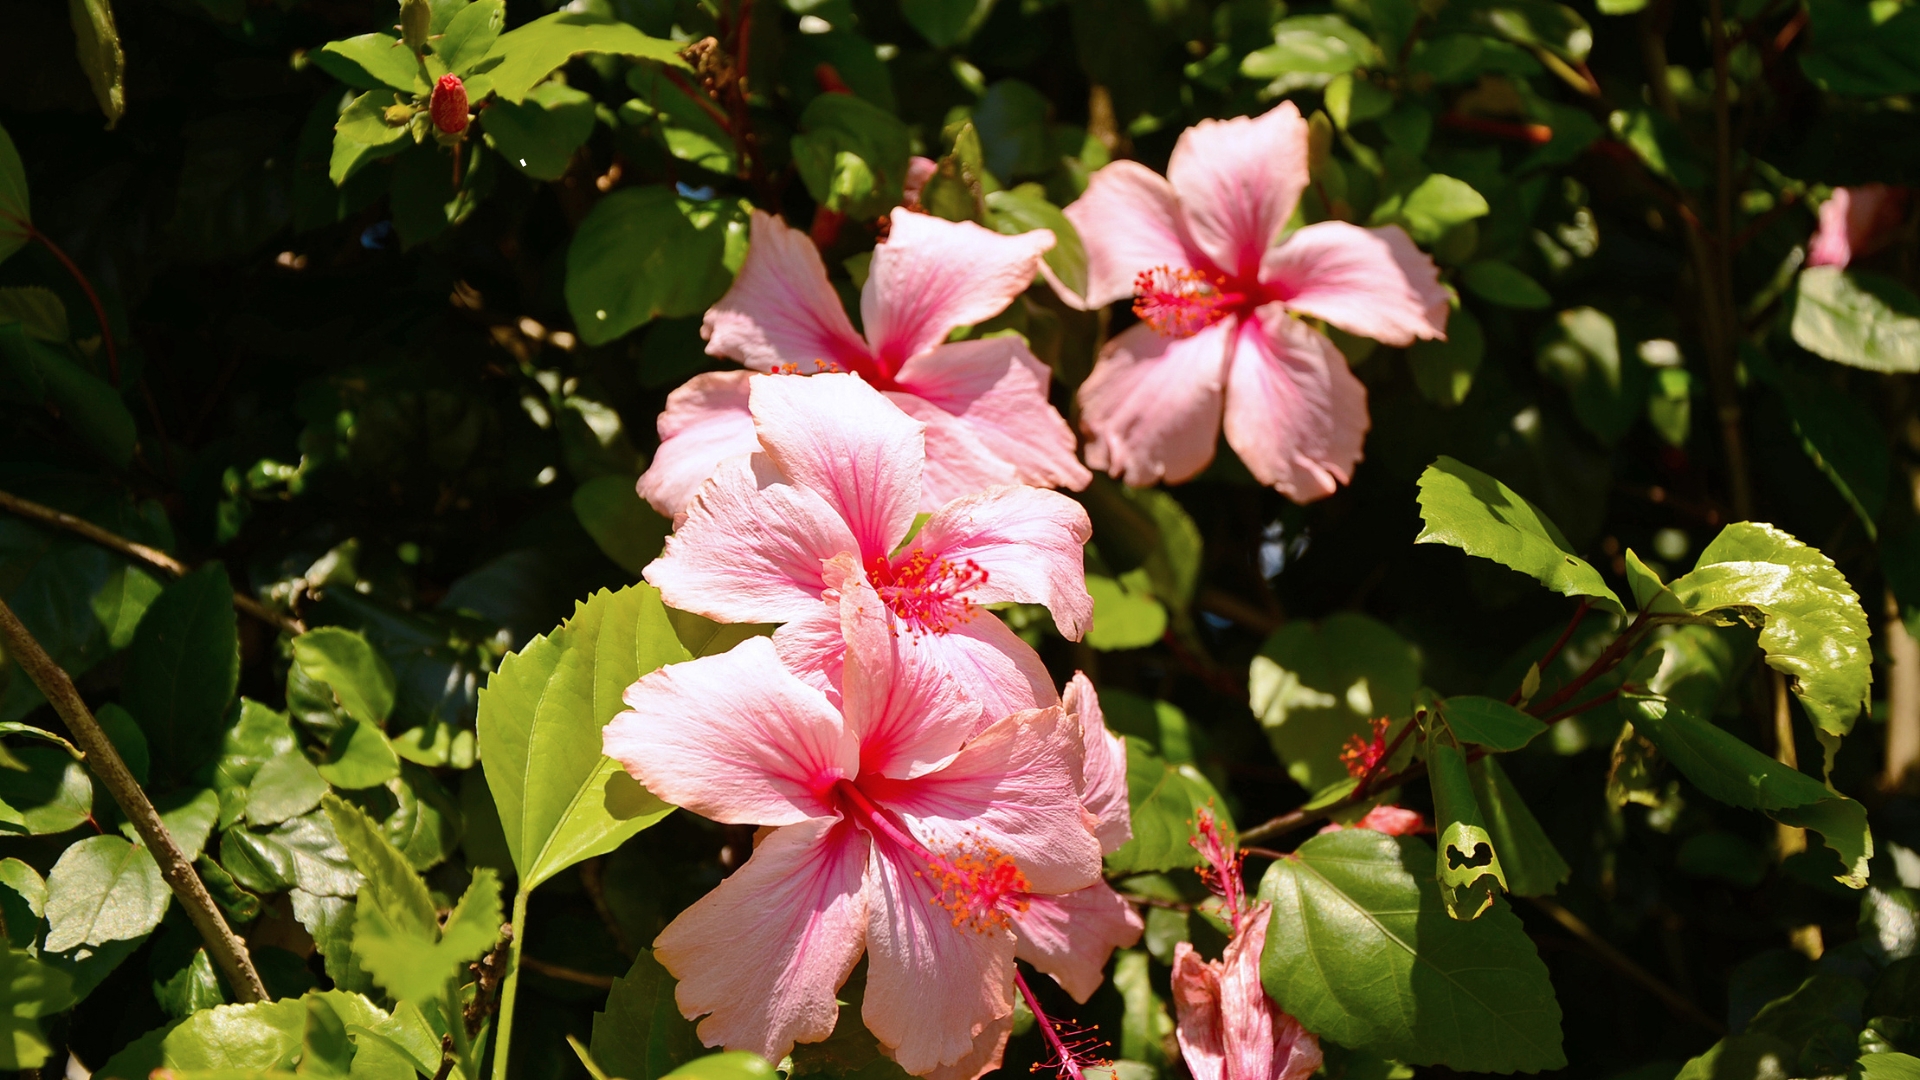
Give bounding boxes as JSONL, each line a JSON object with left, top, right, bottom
{"left": 1012, "top": 881, "right": 1144, "bottom": 1002}
{"left": 922, "top": 1013, "right": 1012, "bottom": 1080}
{"left": 886, "top": 391, "right": 1023, "bottom": 511}
{"left": 774, "top": 606, "right": 849, "bottom": 703}
{"left": 638, "top": 371, "right": 762, "bottom": 517}
{"left": 903, "top": 156, "right": 939, "bottom": 208}
{"left": 1221, "top": 308, "right": 1367, "bottom": 503}
{"left": 862, "top": 841, "right": 1017, "bottom": 1074}
{"left": 1167, "top": 103, "right": 1310, "bottom": 282}
{"left": 654, "top": 817, "right": 870, "bottom": 1062}
{"left": 899, "top": 610, "right": 1058, "bottom": 724}
{"left": 1808, "top": 191, "right": 1856, "bottom": 268}
{"left": 646, "top": 454, "right": 860, "bottom": 623}
{"left": 605, "top": 636, "right": 857, "bottom": 825}
{"left": 1078, "top": 317, "right": 1235, "bottom": 486}
{"left": 894, "top": 338, "right": 1092, "bottom": 493}
{"left": 880, "top": 706, "right": 1102, "bottom": 895}
{"left": 1261, "top": 222, "right": 1448, "bottom": 347}
{"left": 703, "top": 209, "right": 872, "bottom": 372}
{"left": 1064, "top": 160, "right": 1205, "bottom": 308}
{"left": 917, "top": 485, "right": 1094, "bottom": 640}
{"left": 1356, "top": 805, "right": 1426, "bottom": 836}
{"left": 1063, "top": 672, "right": 1131, "bottom": 853}
{"left": 1221, "top": 905, "right": 1321, "bottom": 1080}
{"left": 1171, "top": 944, "right": 1227, "bottom": 1080}
{"left": 862, "top": 209, "right": 1055, "bottom": 371}
{"left": 838, "top": 562, "right": 985, "bottom": 779}
{"left": 750, "top": 372, "right": 924, "bottom": 561}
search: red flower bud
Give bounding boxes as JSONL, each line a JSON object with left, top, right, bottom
{"left": 430, "top": 74, "right": 469, "bottom": 135}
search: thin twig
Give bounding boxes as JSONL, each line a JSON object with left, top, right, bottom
{"left": 432, "top": 1034, "right": 457, "bottom": 1080}
{"left": 0, "top": 209, "right": 120, "bottom": 387}
{"left": 0, "top": 597, "right": 268, "bottom": 1002}
{"left": 0, "top": 488, "right": 305, "bottom": 635}
{"left": 520, "top": 955, "right": 617, "bottom": 989}
{"left": 1525, "top": 896, "right": 1727, "bottom": 1036}
{"left": 1527, "top": 610, "right": 1653, "bottom": 719}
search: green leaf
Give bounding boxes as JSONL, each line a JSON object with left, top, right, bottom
{"left": 1534, "top": 306, "right": 1647, "bottom": 444}
{"left": 1471, "top": 0, "right": 1592, "bottom": 60}
{"left": 1798, "top": 0, "right": 1920, "bottom": 94}
{"left": 274, "top": 811, "right": 363, "bottom": 897}
{"left": 0, "top": 285, "right": 70, "bottom": 341}
{"left": 1671, "top": 1035, "right": 1799, "bottom": 1080}
{"left": 353, "top": 866, "right": 502, "bottom": 1003}
{"left": 0, "top": 746, "right": 92, "bottom": 835}
{"left": 1373, "top": 175, "right": 1489, "bottom": 246}
{"left": 246, "top": 752, "right": 330, "bottom": 827}
{"left": 591, "top": 949, "right": 702, "bottom": 1080}
{"left": 321, "top": 794, "right": 437, "bottom": 939}
{"left": 1862, "top": 1055, "right": 1920, "bottom": 1080}
{"left": 1468, "top": 756, "right": 1570, "bottom": 896}
{"left": 0, "top": 121, "right": 29, "bottom": 267}
{"left": 291, "top": 890, "right": 371, "bottom": 996}
{"left": 0, "top": 857, "right": 47, "bottom": 946}
{"left": 330, "top": 91, "right": 411, "bottom": 186}
{"left": 1662, "top": 522, "right": 1871, "bottom": 736}
{"left": 1415, "top": 455, "right": 1625, "bottom": 613}
{"left": 1437, "top": 696, "right": 1546, "bottom": 751}
{"left": 1462, "top": 260, "right": 1551, "bottom": 309}
{"left": 42, "top": 834, "right": 168, "bottom": 953}
{"left": 1249, "top": 613, "right": 1422, "bottom": 792}
{"left": 622, "top": 65, "right": 735, "bottom": 176}
{"left": 123, "top": 787, "right": 221, "bottom": 861}
{"left": 1084, "top": 571, "right": 1168, "bottom": 651}
{"left": 92, "top": 563, "right": 162, "bottom": 651}
{"left": 665, "top": 1052, "right": 781, "bottom": 1080}
{"left": 1258, "top": 829, "right": 1565, "bottom": 1072}
{"left": 294, "top": 627, "right": 397, "bottom": 727}
{"left": 1647, "top": 366, "right": 1692, "bottom": 448}
{"left": 566, "top": 189, "right": 746, "bottom": 346}
{"left": 1792, "top": 266, "right": 1920, "bottom": 374}
{"left": 214, "top": 700, "right": 299, "bottom": 829}
{"left": 574, "top": 474, "right": 670, "bottom": 576}
{"left": 155, "top": 997, "right": 310, "bottom": 1071}
{"left": 902, "top": 0, "right": 996, "bottom": 46}
{"left": 482, "top": 12, "right": 685, "bottom": 105}
{"left": 1608, "top": 108, "right": 1706, "bottom": 188}
{"left": 1105, "top": 736, "right": 1233, "bottom": 875}
{"left": 316, "top": 719, "right": 402, "bottom": 790}
{"left": 67, "top": 0, "right": 125, "bottom": 127}
{"left": 1242, "top": 15, "right": 1381, "bottom": 86}
{"left": 971, "top": 80, "right": 1051, "bottom": 182}
{"left": 122, "top": 563, "right": 240, "bottom": 786}
{"left": 316, "top": 34, "right": 430, "bottom": 94}
{"left": 985, "top": 188, "right": 1088, "bottom": 302}
{"left": 437, "top": 0, "right": 505, "bottom": 76}
{"left": 0, "top": 324, "right": 138, "bottom": 466}
{"left": 1408, "top": 306, "right": 1484, "bottom": 407}
{"left": 1428, "top": 738, "right": 1506, "bottom": 919}
{"left": 479, "top": 584, "right": 683, "bottom": 890}
{"left": 0, "top": 946, "right": 75, "bottom": 1071}
{"left": 483, "top": 80, "right": 597, "bottom": 181}
{"left": 792, "top": 94, "right": 911, "bottom": 220}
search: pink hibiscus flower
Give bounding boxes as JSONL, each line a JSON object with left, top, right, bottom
{"left": 636, "top": 207, "right": 1091, "bottom": 517}
{"left": 1063, "top": 102, "right": 1448, "bottom": 501}
{"left": 1316, "top": 804, "right": 1428, "bottom": 836}
{"left": 604, "top": 568, "right": 1105, "bottom": 1075}
{"left": 1171, "top": 812, "right": 1322, "bottom": 1080}
{"left": 643, "top": 372, "right": 1093, "bottom": 721}
{"left": 1807, "top": 184, "right": 1910, "bottom": 269}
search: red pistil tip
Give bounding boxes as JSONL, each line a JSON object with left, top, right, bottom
{"left": 1340, "top": 716, "right": 1393, "bottom": 779}
{"left": 1190, "top": 808, "right": 1246, "bottom": 926}
{"left": 430, "top": 74, "right": 469, "bottom": 134}
{"left": 866, "top": 549, "right": 989, "bottom": 634}
{"left": 1132, "top": 265, "right": 1236, "bottom": 338}
{"left": 928, "top": 839, "right": 1030, "bottom": 934}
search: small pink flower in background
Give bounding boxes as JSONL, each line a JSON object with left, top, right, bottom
{"left": 1171, "top": 811, "right": 1322, "bottom": 1080}
{"left": 644, "top": 372, "right": 1093, "bottom": 722}
{"left": 1807, "top": 184, "right": 1910, "bottom": 269}
{"left": 604, "top": 570, "right": 1104, "bottom": 1075}
{"left": 1064, "top": 102, "right": 1448, "bottom": 502}
{"left": 637, "top": 207, "right": 1090, "bottom": 517}
{"left": 1317, "top": 804, "right": 1427, "bottom": 837}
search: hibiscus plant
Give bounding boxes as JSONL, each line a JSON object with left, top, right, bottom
{"left": 2, "top": 0, "right": 1919, "bottom": 1078}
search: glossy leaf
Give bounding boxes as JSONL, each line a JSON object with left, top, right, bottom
{"left": 293, "top": 626, "right": 396, "bottom": 727}
{"left": 566, "top": 189, "right": 746, "bottom": 346}
{"left": 0, "top": 946, "right": 74, "bottom": 1071}
{"left": 437, "top": 0, "right": 505, "bottom": 76}
{"left": 1438, "top": 696, "right": 1547, "bottom": 751}
{"left": 213, "top": 700, "right": 299, "bottom": 829}
{"left": 0, "top": 746, "right": 91, "bottom": 835}
{"left": 316, "top": 719, "right": 402, "bottom": 790}
{"left": 1792, "top": 266, "right": 1920, "bottom": 374}
{"left": 985, "top": 187, "right": 1088, "bottom": 301}
{"left": 122, "top": 563, "right": 240, "bottom": 786}
{"left": 1249, "top": 613, "right": 1422, "bottom": 791}
{"left": 1415, "top": 455, "right": 1625, "bottom": 613}
{"left": 478, "top": 584, "right": 683, "bottom": 890}
{"left": 315, "top": 34, "right": 430, "bottom": 94}
{"left": 246, "top": 751, "right": 330, "bottom": 827}
{"left": 1105, "top": 735, "right": 1233, "bottom": 875}
{"left": 792, "top": 94, "right": 911, "bottom": 220}
{"left": 482, "top": 12, "right": 685, "bottom": 104}
{"left": 1258, "top": 829, "right": 1565, "bottom": 1072}
{"left": 42, "top": 834, "right": 168, "bottom": 952}
{"left": 483, "top": 81, "right": 597, "bottom": 181}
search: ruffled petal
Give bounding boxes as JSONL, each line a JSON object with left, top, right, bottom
{"left": 703, "top": 210, "right": 873, "bottom": 372}
{"left": 838, "top": 561, "right": 985, "bottom": 780}
{"left": 916, "top": 485, "right": 1094, "bottom": 640}
{"left": 1221, "top": 308, "right": 1367, "bottom": 503}
{"left": 645, "top": 453, "right": 859, "bottom": 623}
{"left": 1171, "top": 945, "right": 1227, "bottom": 1080}
{"left": 1063, "top": 672, "right": 1131, "bottom": 853}
{"left": 773, "top": 605, "right": 849, "bottom": 703}
{"left": 862, "top": 210, "right": 1055, "bottom": 371}
{"left": 1166, "top": 103, "right": 1309, "bottom": 282}
{"left": 1222, "top": 905, "right": 1321, "bottom": 1080}
{"left": 894, "top": 338, "right": 1091, "bottom": 493}
{"left": 922, "top": 1013, "right": 1011, "bottom": 1080}
{"left": 606, "top": 636, "right": 857, "bottom": 825}
{"left": 900, "top": 612, "right": 1058, "bottom": 724}
{"left": 1260, "top": 222, "right": 1447, "bottom": 347}
{"left": 879, "top": 706, "right": 1102, "bottom": 895}
{"left": 750, "top": 372, "right": 924, "bottom": 561}
{"left": 862, "top": 840, "right": 1016, "bottom": 1074}
{"left": 1012, "top": 881, "right": 1144, "bottom": 1002}
{"left": 1078, "top": 317, "right": 1234, "bottom": 486}
{"left": 886, "top": 391, "right": 1022, "bottom": 512}
{"left": 1064, "top": 161, "right": 1205, "bottom": 308}
{"left": 638, "top": 370, "right": 762, "bottom": 517}
{"left": 654, "top": 817, "right": 871, "bottom": 1062}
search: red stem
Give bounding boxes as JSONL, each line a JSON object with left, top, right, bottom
{"left": 1540, "top": 686, "right": 1622, "bottom": 725}
{"left": 1016, "top": 970, "right": 1086, "bottom": 1080}
{"left": 1527, "top": 609, "right": 1653, "bottom": 719}
{"left": 1, "top": 210, "right": 120, "bottom": 387}
{"left": 1511, "top": 599, "right": 1593, "bottom": 703}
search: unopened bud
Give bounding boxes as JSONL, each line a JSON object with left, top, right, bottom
{"left": 384, "top": 102, "right": 418, "bottom": 125}
{"left": 431, "top": 74, "right": 469, "bottom": 134}
{"left": 398, "top": 0, "right": 431, "bottom": 53}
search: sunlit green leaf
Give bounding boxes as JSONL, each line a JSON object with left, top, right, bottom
{"left": 1415, "top": 455, "right": 1625, "bottom": 613}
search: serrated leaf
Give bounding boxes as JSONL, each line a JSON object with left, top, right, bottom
{"left": 321, "top": 794, "right": 436, "bottom": 938}
{"left": 479, "top": 585, "right": 682, "bottom": 890}
{"left": 353, "top": 867, "right": 502, "bottom": 1004}
{"left": 1437, "top": 696, "right": 1546, "bottom": 751}
{"left": 1258, "top": 829, "right": 1565, "bottom": 1072}
{"left": 1249, "top": 613, "right": 1422, "bottom": 792}
{"left": 481, "top": 12, "right": 686, "bottom": 104}
{"left": 591, "top": 949, "right": 702, "bottom": 1080}
{"left": 122, "top": 563, "right": 240, "bottom": 786}
{"left": 1415, "top": 455, "right": 1625, "bottom": 613}
{"left": 42, "top": 834, "right": 168, "bottom": 952}
{"left": 1105, "top": 736, "right": 1232, "bottom": 875}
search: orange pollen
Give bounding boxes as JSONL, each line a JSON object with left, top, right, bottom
{"left": 925, "top": 841, "right": 1031, "bottom": 934}
{"left": 1340, "top": 716, "right": 1394, "bottom": 779}
{"left": 1132, "top": 266, "right": 1243, "bottom": 338}
{"left": 865, "top": 549, "right": 989, "bottom": 634}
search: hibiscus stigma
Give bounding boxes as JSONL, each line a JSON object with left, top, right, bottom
{"left": 866, "top": 548, "right": 989, "bottom": 634}
{"left": 1132, "top": 266, "right": 1241, "bottom": 338}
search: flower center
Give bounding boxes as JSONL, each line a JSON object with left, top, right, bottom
{"left": 864, "top": 549, "right": 988, "bottom": 634}
{"left": 833, "top": 779, "right": 1029, "bottom": 933}
{"left": 1132, "top": 266, "right": 1247, "bottom": 338}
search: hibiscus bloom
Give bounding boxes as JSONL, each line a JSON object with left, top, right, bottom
{"left": 644, "top": 372, "right": 1092, "bottom": 721}
{"left": 1807, "top": 184, "right": 1910, "bottom": 269}
{"left": 637, "top": 208, "right": 1091, "bottom": 516}
{"left": 1063, "top": 102, "right": 1448, "bottom": 501}
{"left": 604, "top": 568, "right": 1104, "bottom": 1075}
{"left": 1171, "top": 812, "right": 1322, "bottom": 1080}
{"left": 1315, "top": 804, "right": 1427, "bottom": 836}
